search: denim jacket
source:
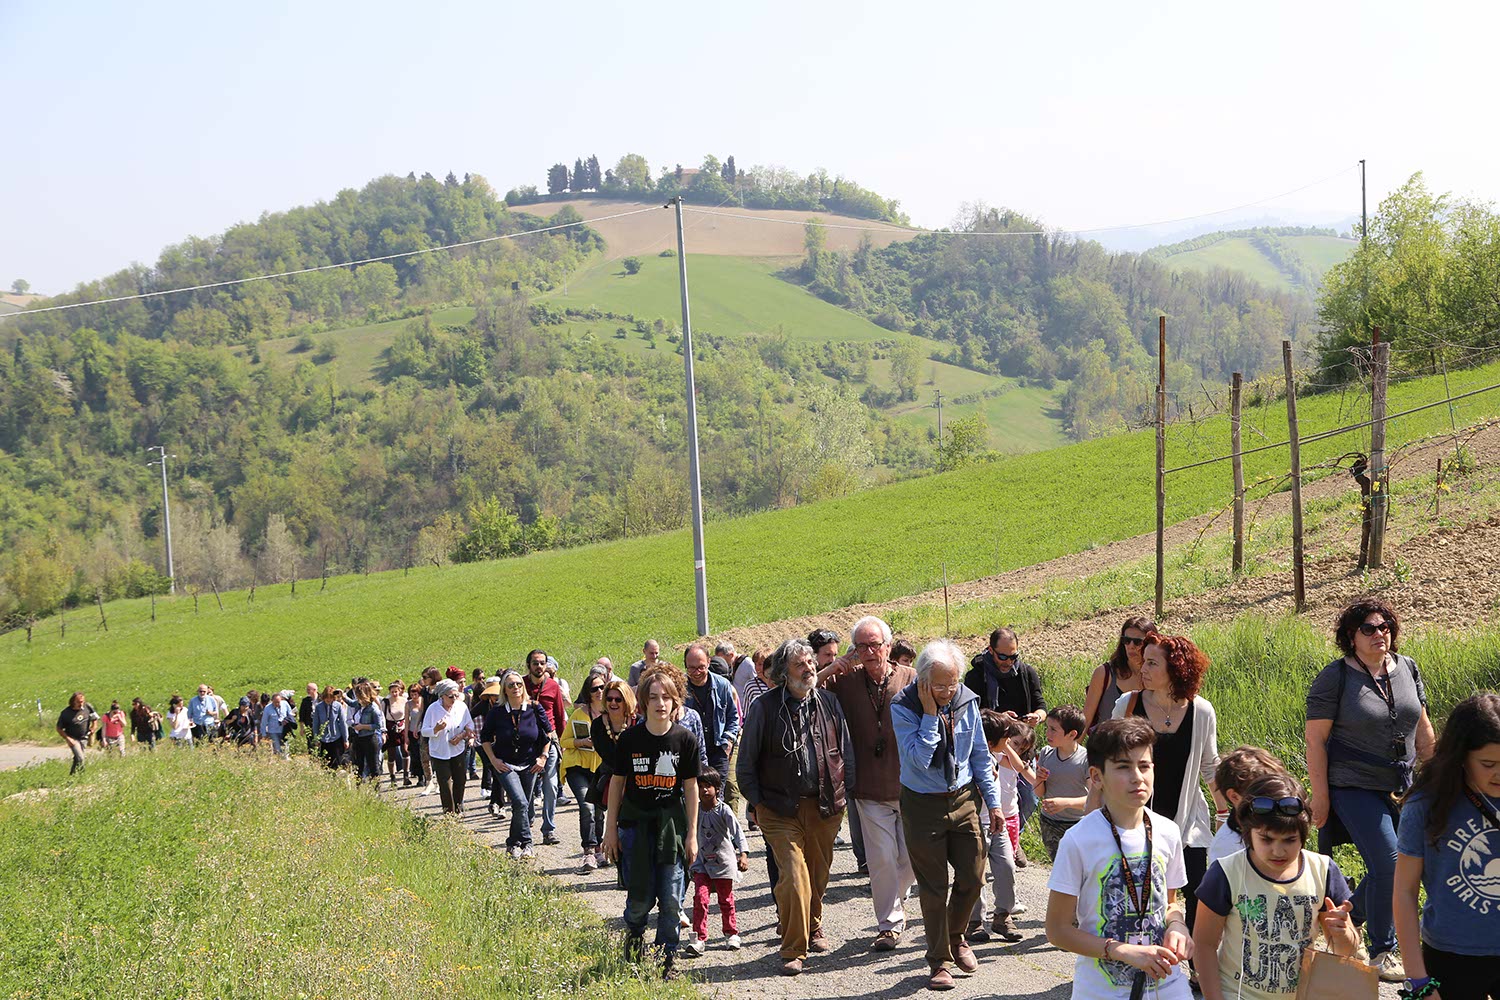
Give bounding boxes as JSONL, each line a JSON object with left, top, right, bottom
{"left": 312, "top": 700, "right": 348, "bottom": 744}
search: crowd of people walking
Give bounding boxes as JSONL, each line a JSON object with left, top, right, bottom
{"left": 58, "top": 598, "right": 1500, "bottom": 998}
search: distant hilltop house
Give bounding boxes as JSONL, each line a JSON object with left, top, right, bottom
{"left": 0, "top": 292, "right": 43, "bottom": 320}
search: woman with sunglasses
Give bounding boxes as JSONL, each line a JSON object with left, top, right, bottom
{"left": 1085, "top": 616, "right": 1154, "bottom": 733}
{"left": 420, "top": 679, "right": 475, "bottom": 814}
{"left": 563, "top": 675, "right": 608, "bottom": 870}
{"left": 588, "top": 680, "right": 638, "bottom": 868}
{"left": 482, "top": 669, "right": 554, "bottom": 857}
{"left": 1394, "top": 693, "right": 1500, "bottom": 1000}
{"left": 1305, "top": 599, "right": 1436, "bottom": 982}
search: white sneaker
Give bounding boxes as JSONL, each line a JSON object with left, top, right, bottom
{"left": 1010, "top": 902, "right": 1028, "bottom": 914}
{"left": 1373, "top": 950, "right": 1405, "bottom": 982}
{"left": 683, "top": 938, "right": 705, "bottom": 957}
{"left": 581, "top": 852, "right": 599, "bottom": 871}
{"left": 726, "top": 934, "right": 742, "bottom": 951}
{"left": 835, "top": 833, "right": 847, "bottom": 845}
{"left": 595, "top": 849, "right": 610, "bottom": 868}
{"left": 507, "top": 845, "right": 522, "bottom": 859}
{"left": 557, "top": 794, "right": 574, "bottom": 806}
{"left": 422, "top": 782, "right": 437, "bottom": 796}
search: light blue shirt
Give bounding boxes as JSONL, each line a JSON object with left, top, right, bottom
{"left": 258, "top": 701, "right": 292, "bottom": 736}
{"left": 890, "top": 683, "right": 1001, "bottom": 812}
{"left": 187, "top": 694, "right": 220, "bottom": 728}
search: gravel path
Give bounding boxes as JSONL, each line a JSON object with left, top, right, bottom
{"left": 0, "top": 742, "right": 70, "bottom": 771}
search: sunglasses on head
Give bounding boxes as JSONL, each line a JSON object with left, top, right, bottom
{"left": 1249, "top": 796, "right": 1304, "bottom": 817}
{"left": 1357, "top": 621, "right": 1393, "bottom": 636}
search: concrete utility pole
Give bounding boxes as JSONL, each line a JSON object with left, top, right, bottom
{"left": 667, "top": 196, "right": 709, "bottom": 635}
{"left": 934, "top": 389, "right": 944, "bottom": 467}
{"left": 147, "top": 445, "right": 176, "bottom": 594}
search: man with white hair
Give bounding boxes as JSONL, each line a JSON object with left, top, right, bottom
{"left": 892, "top": 639, "right": 1004, "bottom": 991}
{"left": 738, "top": 638, "right": 855, "bottom": 977}
{"left": 822, "top": 615, "right": 918, "bottom": 952}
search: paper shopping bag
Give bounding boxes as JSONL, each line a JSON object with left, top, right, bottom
{"left": 1293, "top": 946, "right": 1379, "bottom": 1000}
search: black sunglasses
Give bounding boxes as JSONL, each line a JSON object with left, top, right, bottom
{"left": 605, "top": 696, "right": 625, "bottom": 705}
{"left": 994, "top": 651, "right": 1019, "bottom": 661}
{"left": 1357, "top": 621, "right": 1393, "bottom": 636}
{"left": 1249, "top": 796, "right": 1304, "bottom": 817}
{"left": 1122, "top": 636, "right": 1146, "bottom": 647}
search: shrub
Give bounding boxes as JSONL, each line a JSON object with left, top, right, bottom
{"left": 622, "top": 257, "right": 642, "bottom": 275}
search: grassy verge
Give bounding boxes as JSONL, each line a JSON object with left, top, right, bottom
{"left": 0, "top": 751, "right": 691, "bottom": 1000}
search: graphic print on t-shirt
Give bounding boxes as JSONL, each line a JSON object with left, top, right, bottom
{"left": 653, "top": 750, "right": 679, "bottom": 777}
{"left": 1092, "top": 851, "right": 1169, "bottom": 988}
{"left": 1448, "top": 821, "right": 1500, "bottom": 911}
{"left": 1231, "top": 889, "right": 1319, "bottom": 992}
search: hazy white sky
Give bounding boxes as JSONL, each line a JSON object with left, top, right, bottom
{"left": 3, "top": 0, "right": 1496, "bottom": 293}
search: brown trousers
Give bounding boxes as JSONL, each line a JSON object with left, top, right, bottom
{"left": 756, "top": 796, "right": 845, "bottom": 960}
{"left": 901, "top": 784, "right": 987, "bottom": 970}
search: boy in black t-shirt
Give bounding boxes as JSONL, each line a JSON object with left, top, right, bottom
{"left": 603, "top": 669, "right": 700, "bottom": 980}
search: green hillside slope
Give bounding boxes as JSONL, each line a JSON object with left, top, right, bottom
{"left": 1158, "top": 230, "right": 1356, "bottom": 292}
{"left": 6, "top": 356, "right": 1497, "bottom": 736}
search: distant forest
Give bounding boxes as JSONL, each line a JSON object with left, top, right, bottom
{"left": 503, "top": 151, "right": 908, "bottom": 224}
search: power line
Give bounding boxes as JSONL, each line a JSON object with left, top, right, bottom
{"left": 16, "top": 207, "right": 662, "bottom": 317}
{"left": 685, "top": 162, "right": 1359, "bottom": 238}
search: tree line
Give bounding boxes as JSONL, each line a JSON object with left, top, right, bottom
{"left": 504, "top": 151, "right": 907, "bottom": 224}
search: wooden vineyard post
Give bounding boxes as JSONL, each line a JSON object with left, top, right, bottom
{"left": 1369, "top": 339, "right": 1390, "bottom": 568}
{"left": 1231, "top": 372, "right": 1245, "bottom": 575}
{"left": 1155, "top": 316, "right": 1167, "bottom": 620}
{"left": 942, "top": 561, "right": 951, "bottom": 637}
{"left": 1435, "top": 457, "right": 1444, "bottom": 518}
{"left": 1282, "top": 341, "right": 1305, "bottom": 613}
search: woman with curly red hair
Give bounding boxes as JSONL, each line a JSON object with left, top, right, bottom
{"left": 1111, "top": 631, "right": 1225, "bottom": 931}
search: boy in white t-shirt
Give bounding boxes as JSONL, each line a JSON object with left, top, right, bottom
{"left": 1206, "top": 746, "right": 1288, "bottom": 867}
{"left": 1045, "top": 717, "right": 1194, "bottom": 1000}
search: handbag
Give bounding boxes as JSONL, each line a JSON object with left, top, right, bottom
{"left": 1293, "top": 944, "right": 1378, "bottom": 999}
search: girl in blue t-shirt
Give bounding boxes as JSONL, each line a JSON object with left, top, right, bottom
{"left": 1395, "top": 693, "right": 1500, "bottom": 1000}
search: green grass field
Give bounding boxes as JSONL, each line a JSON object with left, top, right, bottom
{"left": 5, "top": 356, "right": 1499, "bottom": 737}
{"left": 869, "top": 355, "right": 1069, "bottom": 453}
{"left": 1162, "top": 234, "right": 1356, "bottom": 293}
{"left": 545, "top": 254, "right": 895, "bottom": 343}
{"left": 0, "top": 750, "right": 689, "bottom": 1000}
{"left": 257, "top": 307, "right": 476, "bottom": 388}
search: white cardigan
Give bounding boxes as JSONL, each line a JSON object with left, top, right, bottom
{"left": 1111, "top": 692, "right": 1220, "bottom": 850}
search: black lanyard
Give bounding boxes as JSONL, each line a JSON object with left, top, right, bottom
{"left": 865, "top": 669, "right": 891, "bottom": 756}
{"left": 1101, "top": 807, "right": 1153, "bottom": 918}
{"left": 1466, "top": 788, "right": 1500, "bottom": 831}
{"left": 1353, "top": 657, "right": 1398, "bottom": 722}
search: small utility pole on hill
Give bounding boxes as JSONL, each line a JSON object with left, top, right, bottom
{"left": 147, "top": 445, "right": 176, "bottom": 594}
{"left": 667, "top": 196, "right": 710, "bottom": 636}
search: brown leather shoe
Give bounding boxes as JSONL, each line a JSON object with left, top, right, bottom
{"left": 871, "top": 929, "right": 900, "bottom": 952}
{"left": 951, "top": 939, "right": 979, "bottom": 974}
{"left": 808, "top": 931, "right": 832, "bottom": 953}
{"left": 780, "top": 958, "right": 804, "bottom": 976}
{"left": 964, "top": 919, "right": 991, "bottom": 943}
{"left": 927, "top": 966, "right": 955, "bottom": 990}
{"left": 991, "top": 910, "right": 1022, "bottom": 942}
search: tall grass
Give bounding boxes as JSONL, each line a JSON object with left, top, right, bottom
{"left": 0, "top": 751, "right": 691, "bottom": 1000}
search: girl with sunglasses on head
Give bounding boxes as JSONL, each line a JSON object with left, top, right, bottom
{"left": 1192, "top": 773, "right": 1359, "bottom": 1000}
{"left": 585, "top": 680, "right": 637, "bottom": 869}
{"left": 1305, "top": 599, "right": 1437, "bottom": 982}
{"left": 1085, "top": 616, "right": 1155, "bottom": 734}
{"left": 563, "top": 674, "right": 609, "bottom": 871}
{"left": 1395, "top": 693, "right": 1500, "bottom": 1000}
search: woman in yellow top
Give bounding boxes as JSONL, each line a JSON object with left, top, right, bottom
{"left": 563, "top": 674, "right": 608, "bottom": 871}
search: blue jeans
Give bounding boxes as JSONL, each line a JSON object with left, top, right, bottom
{"left": 619, "top": 825, "right": 685, "bottom": 952}
{"left": 1329, "top": 785, "right": 1400, "bottom": 954}
{"left": 495, "top": 768, "right": 538, "bottom": 848}
{"left": 529, "top": 744, "right": 558, "bottom": 835}
{"left": 565, "top": 767, "right": 602, "bottom": 850}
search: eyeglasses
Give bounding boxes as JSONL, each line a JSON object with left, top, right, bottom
{"left": 1249, "top": 796, "right": 1304, "bottom": 817}
{"left": 1357, "top": 621, "right": 1393, "bottom": 636}
{"left": 1122, "top": 636, "right": 1146, "bottom": 647}
{"left": 854, "top": 641, "right": 886, "bottom": 652}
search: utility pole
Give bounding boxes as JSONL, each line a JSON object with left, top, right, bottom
{"left": 1369, "top": 337, "right": 1390, "bottom": 568}
{"left": 667, "top": 196, "right": 709, "bottom": 635}
{"left": 1155, "top": 316, "right": 1166, "bottom": 621}
{"left": 147, "top": 445, "right": 176, "bottom": 594}
{"left": 1283, "top": 342, "right": 1305, "bottom": 612}
{"left": 934, "top": 388, "right": 944, "bottom": 468}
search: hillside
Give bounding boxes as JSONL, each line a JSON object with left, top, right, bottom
{"left": 1149, "top": 227, "right": 1357, "bottom": 293}
{"left": 5, "top": 354, "right": 1499, "bottom": 738}
{"left": 510, "top": 197, "right": 916, "bottom": 257}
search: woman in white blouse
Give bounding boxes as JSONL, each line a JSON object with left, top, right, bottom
{"left": 421, "top": 679, "right": 475, "bottom": 814}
